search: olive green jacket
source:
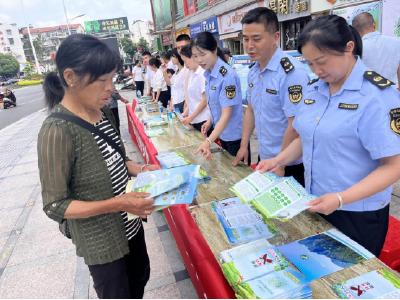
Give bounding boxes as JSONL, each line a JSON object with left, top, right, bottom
{"left": 37, "top": 104, "right": 129, "bottom": 265}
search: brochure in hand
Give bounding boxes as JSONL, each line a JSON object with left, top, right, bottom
{"left": 212, "top": 198, "right": 275, "bottom": 245}
{"left": 231, "top": 172, "right": 316, "bottom": 220}
{"left": 277, "top": 228, "right": 372, "bottom": 282}
{"left": 332, "top": 269, "right": 400, "bottom": 299}
{"left": 125, "top": 165, "right": 201, "bottom": 220}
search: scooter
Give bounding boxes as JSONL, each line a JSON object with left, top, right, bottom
{"left": 0, "top": 91, "right": 17, "bottom": 109}
{"left": 115, "top": 77, "right": 134, "bottom": 91}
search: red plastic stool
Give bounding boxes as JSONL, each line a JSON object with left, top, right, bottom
{"left": 250, "top": 163, "right": 257, "bottom": 170}
{"left": 379, "top": 215, "right": 400, "bottom": 272}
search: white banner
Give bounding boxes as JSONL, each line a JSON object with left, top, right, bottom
{"left": 333, "top": 1, "right": 382, "bottom": 31}
{"left": 218, "top": 2, "right": 261, "bottom": 35}
{"left": 382, "top": 0, "right": 400, "bottom": 37}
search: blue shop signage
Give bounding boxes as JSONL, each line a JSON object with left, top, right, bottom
{"left": 190, "top": 16, "right": 219, "bottom": 37}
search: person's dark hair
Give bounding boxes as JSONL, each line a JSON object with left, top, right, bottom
{"left": 149, "top": 57, "right": 162, "bottom": 68}
{"left": 241, "top": 7, "right": 279, "bottom": 33}
{"left": 180, "top": 45, "right": 192, "bottom": 58}
{"left": 176, "top": 34, "right": 191, "bottom": 42}
{"left": 191, "top": 31, "right": 227, "bottom": 63}
{"left": 43, "top": 34, "right": 120, "bottom": 110}
{"left": 171, "top": 48, "right": 184, "bottom": 66}
{"left": 161, "top": 51, "right": 172, "bottom": 61}
{"left": 298, "top": 15, "right": 362, "bottom": 57}
{"left": 166, "top": 68, "right": 175, "bottom": 75}
{"left": 142, "top": 50, "right": 151, "bottom": 57}
{"left": 222, "top": 48, "right": 231, "bottom": 56}
{"left": 352, "top": 12, "right": 375, "bottom": 34}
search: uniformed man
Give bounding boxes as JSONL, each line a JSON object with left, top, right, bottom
{"left": 233, "top": 7, "right": 309, "bottom": 186}
{"left": 191, "top": 32, "right": 243, "bottom": 159}
{"left": 257, "top": 15, "right": 400, "bottom": 256}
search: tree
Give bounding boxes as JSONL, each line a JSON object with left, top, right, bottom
{"left": 33, "top": 34, "right": 45, "bottom": 61}
{"left": 137, "top": 37, "right": 149, "bottom": 52}
{"left": 120, "top": 37, "right": 136, "bottom": 60}
{"left": 0, "top": 53, "right": 20, "bottom": 78}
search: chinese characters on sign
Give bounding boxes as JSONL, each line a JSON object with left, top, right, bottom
{"left": 84, "top": 17, "right": 129, "bottom": 33}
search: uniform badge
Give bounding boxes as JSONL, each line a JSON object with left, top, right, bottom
{"left": 304, "top": 99, "right": 315, "bottom": 105}
{"left": 211, "top": 85, "right": 216, "bottom": 90}
{"left": 249, "top": 83, "right": 254, "bottom": 88}
{"left": 389, "top": 108, "right": 400, "bottom": 135}
{"left": 364, "top": 71, "right": 394, "bottom": 89}
{"left": 308, "top": 78, "right": 319, "bottom": 85}
{"left": 266, "top": 88, "right": 277, "bottom": 95}
{"left": 225, "top": 85, "right": 236, "bottom": 99}
{"left": 338, "top": 103, "right": 358, "bottom": 110}
{"left": 280, "top": 57, "right": 294, "bottom": 73}
{"left": 219, "top": 66, "right": 228, "bottom": 77}
{"left": 249, "top": 62, "right": 256, "bottom": 69}
{"left": 288, "top": 85, "right": 302, "bottom": 104}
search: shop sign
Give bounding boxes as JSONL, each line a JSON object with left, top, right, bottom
{"left": 382, "top": 0, "right": 400, "bottom": 37}
{"left": 84, "top": 17, "right": 129, "bottom": 33}
{"left": 218, "top": 2, "right": 261, "bottom": 35}
{"left": 333, "top": 1, "right": 382, "bottom": 31}
{"left": 162, "top": 33, "right": 173, "bottom": 45}
{"left": 266, "top": 0, "right": 309, "bottom": 15}
{"left": 190, "top": 16, "right": 219, "bottom": 37}
{"left": 175, "top": 27, "right": 190, "bottom": 38}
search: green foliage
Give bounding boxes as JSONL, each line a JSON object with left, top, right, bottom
{"left": 17, "top": 79, "right": 43, "bottom": 86}
{"left": 137, "top": 37, "right": 149, "bottom": 51}
{"left": 23, "top": 62, "right": 35, "bottom": 77}
{"left": 0, "top": 53, "right": 20, "bottom": 78}
{"left": 120, "top": 37, "right": 137, "bottom": 59}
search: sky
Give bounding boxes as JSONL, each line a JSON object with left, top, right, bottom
{"left": 0, "top": 0, "right": 153, "bottom": 29}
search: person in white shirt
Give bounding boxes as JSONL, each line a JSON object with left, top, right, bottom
{"left": 179, "top": 45, "right": 211, "bottom": 133}
{"left": 132, "top": 61, "right": 144, "bottom": 96}
{"left": 352, "top": 12, "right": 400, "bottom": 89}
{"left": 141, "top": 51, "right": 154, "bottom": 96}
{"left": 161, "top": 51, "right": 178, "bottom": 72}
{"left": 149, "top": 57, "right": 170, "bottom": 108}
{"left": 162, "top": 48, "right": 188, "bottom": 113}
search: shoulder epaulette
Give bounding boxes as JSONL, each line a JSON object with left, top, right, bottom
{"left": 280, "top": 57, "right": 294, "bottom": 73}
{"left": 219, "top": 66, "right": 228, "bottom": 77}
{"left": 308, "top": 78, "right": 319, "bottom": 85}
{"left": 364, "top": 71, "right": 394, "bottom": 89}
{"left": 248, "top": 62, "right": 256, "bottom": 69}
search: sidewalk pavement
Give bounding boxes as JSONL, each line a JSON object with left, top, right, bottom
{"left": 0, "top": 89, "right": 197, "bottom": 299}
{"left": 0, "top": 90, "right": 399, "bottom": 298}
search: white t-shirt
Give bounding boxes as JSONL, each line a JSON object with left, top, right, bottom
{"left": 152, "top": 68, "right": 168, "bottom": 91}
{"left": 167, "top": 60, "right": 178, "bottom": 72}
{"left": 132, "top": 66, "right": 144, "bottom": 82}
{"left": 187, "top": 66, "right": 210, "bottom": 124}
{"left": 171, "top": 67, "right": 188, "bottom": 105}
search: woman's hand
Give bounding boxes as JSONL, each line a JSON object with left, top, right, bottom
{"left": 119, "top": 192, "right": 155, "bottom": 217}
{"left": 182, "top": 115, "right": 193, "bottom": 126}
{"left": 195, "top": 140, "right": 212, "bottom": 160}
{"left": 142, "top": 164, "right": 160, "bottom": 172}
{"left": 308, "top": 193, "right": 340, "bottom": 215}
{"left": 201, "top": 119, "right": 211, "bottom": 136}
{"left": 256, "top": 158, "right": 285, "bottom": 176}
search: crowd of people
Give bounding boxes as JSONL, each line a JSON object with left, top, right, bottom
{"left": 37, "top": 6, "right": 400, "bottom": 299}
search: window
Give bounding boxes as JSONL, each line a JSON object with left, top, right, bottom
{"left": 8, "top": 38, "right": 14, "bottom": 45}
{"left": 6, "top": 29, "right": 12, "bottom": 35}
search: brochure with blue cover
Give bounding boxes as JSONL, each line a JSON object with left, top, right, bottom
{"left": 332, "top": 269, "right": 400, "bottom": 299}
{"left": 212, "top": 198, "right": 275, "bottom": 245}
{"left": 126, "top": 165, "right": 201, "bottom": 220}
{"left": 277, "top": 229, "right": 370, "bottom": 282}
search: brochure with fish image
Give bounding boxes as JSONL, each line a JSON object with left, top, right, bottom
{"left": 212, "top": 198, "right": 275, "bottom": 245}
{"left": 332, "top": 269, "right": 400, "bottom": 299}
{"left": 126, "top": 165, "right": 200, "bottom": 220}
{"left": 277, "top": 229, "right": 367, "bottom": 282}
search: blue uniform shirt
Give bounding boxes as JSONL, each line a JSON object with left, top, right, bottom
{"left": 204, "top": 57, "right": 243, "bottom": 141}
{"left": 294, "top": 58, "right": 400, "bottom": 212}
{"left": 247, "top": 48, "right": 309, "bottom": 161}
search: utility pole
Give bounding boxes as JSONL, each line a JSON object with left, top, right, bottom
{"left": 20, "top": 0, "right": 41, "bottom": 74}
{"left": 170, "top": 0, "right": 177, "bottom": 47}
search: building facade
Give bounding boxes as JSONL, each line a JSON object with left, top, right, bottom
{"left": 0, "top": 23, "right": 26, "bottom": 65}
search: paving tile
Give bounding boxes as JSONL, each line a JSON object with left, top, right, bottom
{"left": 0, "top": 251, "right": 76, "bottom": 299}
{"left": 0, "top": 184, "right": 37, "bottom": 210}
{"left": 159, "top": 230, "right": 186, "bottom": 273}
{"left": 0, "top": 173, "right": 40, "bottom": 188}
{"left": 176, "top": 278, "right": 198, "bottom": 299}
{"left": 6, "top": 162, "right": 39, "bottom": 177}
{"left": 145, "top": 229, "right": 174, "bottom": 279}
{"left": 392, "top": 181, "right": 400, "bottom": 197}
{"left": 0, "top": 207, "right": 23, "bottom": 235}
{"left": 144, "top": 282, "right": 181, "bottom": 299}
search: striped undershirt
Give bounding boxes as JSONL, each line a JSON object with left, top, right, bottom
{"left": 93, "top": 114, "right": 141, "bottom": 240}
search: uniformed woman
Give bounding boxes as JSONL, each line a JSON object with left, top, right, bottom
{"left": 257, "top": 15, "right": 400, "bottom": 256}
{"left": 191, "top": 32, "right": 244, "bottom": 159}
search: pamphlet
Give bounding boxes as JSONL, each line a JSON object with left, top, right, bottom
{"left": 212, "top": 198, "right": 275, "bottom": 245}
{"left": 125, "top": 165, "right": 201, "bottom": 220}
{"left": 277, "top": 229, "right": 368, "bottom": 282}
{"left": 145, "top": 127, "right": 166, "bottom": 137}
{"left": 142, "top": 115, "right": 167, "bottom": 127}
{"left": 332, "top": 269, "right": 400, "bottom": 299}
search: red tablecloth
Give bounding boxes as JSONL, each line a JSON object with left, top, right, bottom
{"left": 125, "top": 103, "right": 234, "bottom": 298}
